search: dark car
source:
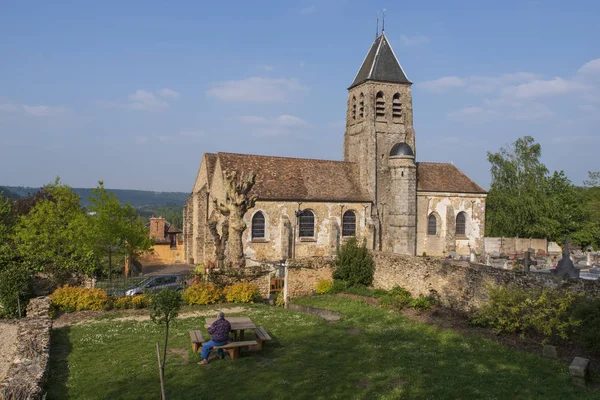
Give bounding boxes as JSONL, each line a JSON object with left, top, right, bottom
{"left": 125, "top": 274, "right": 185, "bottom": 296}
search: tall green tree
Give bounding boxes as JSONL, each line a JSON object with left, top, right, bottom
{"left": 88, "top": 181, "right": 152, "bottom": 278}
{"left": 485, "top": 136, "right": 586, "bottom": 242}
{"left": 13, "top": 179, "right": 97, "bottom": 275}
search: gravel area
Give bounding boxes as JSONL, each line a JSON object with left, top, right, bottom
{"left": 0, "top": 322, "right": 18, "bottom": 383}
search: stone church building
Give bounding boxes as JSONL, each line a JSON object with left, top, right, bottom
{"left": 183, "top": 32, "right": 487, "bottom": 265}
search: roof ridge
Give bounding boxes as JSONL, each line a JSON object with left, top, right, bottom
{"left": 217, "top": 152, "right": 359, "bottom": 165}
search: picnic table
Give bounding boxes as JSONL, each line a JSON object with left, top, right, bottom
{"left": 205, "top": 316, "right": 256, "bottom": 341}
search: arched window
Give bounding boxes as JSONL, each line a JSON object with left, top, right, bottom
{"left": 298, "top": 210, "right": 315, "bottom": 237}
{"left": 427, "top": 214, "right": 437, "bottom": 236}
{"left": 252, "top": 211, "right": 266, "bottom": 239}
{"left": 392, "top": 93, "right": 402, "bottom": 122}
{"left": 359, "top": 93, "right": 364, "bottom": 118}
{"left": 456, "top": 212, "right": 466, "bottom": 236}
{"left": 376, "top": 91, "right": 385, "bottom": 120}
{"left": 351, "top": 96, "right": 356, "bottom": 120}
{"left": 342, "top": 210, "right": 356, "bottom": 236}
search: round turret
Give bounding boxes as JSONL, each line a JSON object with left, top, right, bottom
{"left": 389, "top": 142, "right": 414, "bottom": 158}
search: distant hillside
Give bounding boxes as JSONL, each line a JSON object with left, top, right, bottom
{"left": 1, "top": 186, "right": 189, "bottom": 208}
{"left": 0, "top": 186, "right": 22, "bottom": 199}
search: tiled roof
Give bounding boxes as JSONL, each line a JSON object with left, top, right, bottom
{"left": 349, "top": 33, "right": 411, "bottom": 89}
{"left": 417, "top": 162, "right": 486, "bottom": 194}
{"left": 216, "top": 152, "right": 372, "bottom": 202}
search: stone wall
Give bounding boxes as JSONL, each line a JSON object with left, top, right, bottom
{"left": 0, "top": 297, "right": 52, "bottom": 400}
{"left": 484, "top": 237, "right": 550, "bottom": 255}
{"left": 287, "top": 257, "right": 334, "bottom": 298}
{"left": 372, "top": 252, "right": 600, "bottom": 314}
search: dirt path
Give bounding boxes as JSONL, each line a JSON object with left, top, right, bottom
{"left": 52, "top": 306, "right": 250, "bottom": 328}
{"left": 0, "top": 322, "right": 19, "bottom": 383}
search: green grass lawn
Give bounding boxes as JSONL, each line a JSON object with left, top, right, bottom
{"left": 47, "top": 296, "right": 599, "bottom": 400}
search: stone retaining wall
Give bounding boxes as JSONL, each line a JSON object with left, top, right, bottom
{"left": 0, "top": 297, "right": 52, "bottom": 400}
{"left": 372, "top": 252, "right": 600, "bottom": 313}
{"left": 287, "top": 257, "right": 334, "bottom": 298}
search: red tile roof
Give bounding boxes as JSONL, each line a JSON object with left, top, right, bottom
{"left": 217, "top": 152, "right": 372, "bottom": 202}
{"left": 417, "top": 162, "right": 486, "bottom": 194}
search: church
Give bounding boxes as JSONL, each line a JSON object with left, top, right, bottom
{"left": 183, "top": 32, "right": 487, "bottom": 265}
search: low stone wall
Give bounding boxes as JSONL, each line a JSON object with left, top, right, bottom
{"left": 0, "top": 297, "right": 52, "bottom": 400}
{"left": 287, "top": 257, "right": 334, "bottom": 298}
{"left": 372, "top": 252, "right": 600, "bottom": 314}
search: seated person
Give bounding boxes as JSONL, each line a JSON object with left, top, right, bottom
{"left": 199, "top": 311, "right": 231, "bottom": 365}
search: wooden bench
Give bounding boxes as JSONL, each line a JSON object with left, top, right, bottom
{"left": 250, "top": 326, "right": 272, "bottom": 351}
{"left": 189, "top": 330, "right": 205, "bottom": 353}
{"left": 214, "top": 340, "right": 258, "bottom": 360}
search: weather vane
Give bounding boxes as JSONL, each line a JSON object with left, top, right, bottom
{"left": 382, "top": 8, "right": 386, "bottom": 33}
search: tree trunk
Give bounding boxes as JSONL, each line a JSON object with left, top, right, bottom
{"left": 228, "top": 209, "right": 246, "bottom": 268}
{"left": 162, "top": 321, "right": 169, "bottom": 376}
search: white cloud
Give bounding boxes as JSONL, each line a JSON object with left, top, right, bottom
{"left": 399, "top": 34, "right": 430, "bottom": 46}
{"left": 578, "top": 58, "right": 600, "bottom": 77}
{"left": 207, "top": 77, "right": 308, "bottom": 103}
{"left": 300, "top": 5, "right": 316, "bottom": 14}
{"left": 238, "top": 114, "right": 308, "bottom": 137}
{"left": 420, "top": 77, "right": 466, "bottom": 93}
{"left": 259, "top": 64, "right": 274, "bottom": 72}
{"left": 157, "top": 88, "right": 180, "bottom": 98}
{"left": 504, "top": 77, "right": 586, "bottom": 99}
{"left": 135, "top": 136, "right": 149, "bottom": 144}
{"left": 23, "top": 105, "right": 67, "bottom": 117}
{"left": 103, "top": 88, "right": 179, "bottom": 111}
{"left": 512, "top": 103, "right": 553, "bottom": 120}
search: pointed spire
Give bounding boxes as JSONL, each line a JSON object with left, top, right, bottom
{"left": 349, "top": 32, "right": 411, "bottom": 89}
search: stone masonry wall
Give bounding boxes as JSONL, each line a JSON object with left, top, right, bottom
{"left": 287, "top": 257, "right": 334, "bottom": 298}
{"left": 372, "top": 252, "right": 600, "bottom": 314}
{"left": 0, "top": 297, "right": 52, "bottom": 400}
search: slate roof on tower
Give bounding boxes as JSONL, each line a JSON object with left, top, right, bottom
{"left": 216, "top": 152, "right": 372, "bottom": 202}
{"left": 349, "top": 33, "right": 411, "bottom": 89}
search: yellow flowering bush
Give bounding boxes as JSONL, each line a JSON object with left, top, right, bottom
{"left": 131, "top": 294, "right": 151, "bottom": 309}
{"left": 223, "top": 282, "right": 260, "bottom": 303}
{"left": 183, "top": 283, "right": 222, "bottom": 305}
{"left": 113, "top": 296, "right": 133, "bottom": 309}
{"left": 50, "top": 286, "right": 111, "bottom": 312}
{"left": 316, "top": 279, "right": 333, "bottom": 294}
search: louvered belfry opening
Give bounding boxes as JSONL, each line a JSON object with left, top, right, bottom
{"left": 392, "top": 93, "right": 402, "bottom": 122}
{"left": 376, "top": 91, "right": 385, "bottom": 120}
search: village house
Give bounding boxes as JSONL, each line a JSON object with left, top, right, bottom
{"left": 183, "top": 32, "right": 487, "bottom": 265}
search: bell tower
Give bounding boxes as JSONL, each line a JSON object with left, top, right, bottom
{"left": 344, "top": 32, "right": 417, "bottom": 255}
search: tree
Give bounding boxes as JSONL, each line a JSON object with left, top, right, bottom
{"left": 584, "top": 171, "right": 600, "bottom": 188}
{"left": 87, "top": 182, "right": 153, "bottom": 278}
{"left": 150, "top": 288, "right": 182, "bottom": 384}
{"left": 212, "top": 170, "right": 257, "bottom": 268}
{"left": 333, "top": 237, "right": 374, "bottom": 286}
{"left": 485, "top": 136, "right": 587, "bottom": 242}
{"left": 13, "top": 179, "right": 97, "bottom": 276}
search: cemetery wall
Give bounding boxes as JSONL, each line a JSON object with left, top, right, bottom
{"left": 0, "top": 297, "right": 52, "bottom": 399}
{"left": 372, "top": 252, "right": 600, "bottom": 314}
{"left": 484, "top": 237, "right": 549, "bottom": 255}
{"left": 287, "top": 257, "right": 334, "bottom": 298}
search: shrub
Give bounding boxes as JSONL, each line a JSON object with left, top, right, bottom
{"left": 411, "top": 295, "right": 433, "bottom": 311}
{"left": 131, "top": 294, "right": 151, "bottom": 309}
{"left": 50, "top": 286, "right": 111, "bottom": 312}
{"left": 371, "top": 288, "right": 389, "bottom": 298}
{"left": 379, "top": 286, "right": 413, "bottom": 310}
{"left": 114, "top": 296, "right": 133, "bottom": 309}
{"left": 316, "top": 279, "right": 333, "bottom": 294}
{"left": 333, "top": 237, "right": 374, "bottom": 286}
{"left": 223, "top": 282, "right": 260, "bottom": 303}
{"left": 330, "top": 280, "right": 348, "bottom": 294}
{"left": 343, "top": 284, "right": 375, "bottom": 297}
{"left": 183, "top": 283, "right": 222, "bottom": 305}
{"left": 274, "top": 291, "right": 285, "bottom": 307}
{"left": 472, "top": 285, "right": 582, "bottom": 341}
{"left": 0, "top": 262, "right": 32, "bottom": 318}
{"left": 571, "top": 299, "right": 600, "bottom": 352}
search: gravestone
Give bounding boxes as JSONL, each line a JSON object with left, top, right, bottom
{"left": 553, "top": 237, "right": 580, "bottom": 279}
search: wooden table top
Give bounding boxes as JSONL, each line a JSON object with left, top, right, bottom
{"left": 205, "top": 317, "right": 256, "bottom": 330}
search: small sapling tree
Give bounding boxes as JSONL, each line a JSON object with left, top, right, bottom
{"left": 150, "top": 288, "right": 182, "bottom": 380}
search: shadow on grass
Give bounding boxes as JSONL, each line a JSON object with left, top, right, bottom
{"left": 45, "top": 327, "right": 72, "bottom": 399}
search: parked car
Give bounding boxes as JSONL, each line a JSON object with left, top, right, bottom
{"left": 125, "top": 274, "right": 185, "bottom": 296}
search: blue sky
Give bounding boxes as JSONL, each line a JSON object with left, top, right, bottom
{"left": 1, "top": 0, "right": 598, "bottom": 192}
